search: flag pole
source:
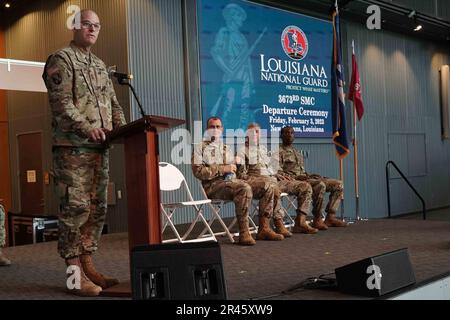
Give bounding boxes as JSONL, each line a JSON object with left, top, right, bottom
{"left": 335, "top": 0, "right": 345, "bottom": 221}
{"left": 351, "top": 40, "right": 361, "bottom": 221}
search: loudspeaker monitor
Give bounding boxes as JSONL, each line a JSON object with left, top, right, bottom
{"left": 335, "top": 248, "right": 416, "bottom": 297}
{"left": 131, "top": 241, "right": 227, "bottom": 300}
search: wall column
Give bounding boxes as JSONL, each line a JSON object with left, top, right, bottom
{"left": 0, "top": 29, "right": 12, "bottom": 246}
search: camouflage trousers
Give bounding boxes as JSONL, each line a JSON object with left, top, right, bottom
{"left": 278, "top": 180, "right": 313, "bottom": 216}
{"left": 204, "top": 179, "right": 252, "bottom": 222}
{"left": 0, "top": 205, "right": 5, "bottom": 247}
{"left": 245, "top": 176, "right": 283, "bottom": 219}
{"left": 303, "top": 176, "right": 343, "bottom": 216}
{"left": 53, "top": 147, "right": 109, "bottom": 259}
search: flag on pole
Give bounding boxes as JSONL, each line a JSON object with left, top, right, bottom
{"left": 348, "top": 43, "right": 365, "bottom": 121}
{"left": 331, "top": 2, "right": 350, "bottom": 159}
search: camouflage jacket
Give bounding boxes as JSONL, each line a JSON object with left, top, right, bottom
{"left": 236, "top": 143, "right": 276, "bottom": 179}
{"left": 43, "top": 41, "right": 126, "bottom": 148}
{"left": 0, "top": 204, "right": 5, "bottom": 246}
{"left": 274, "top": 144, "right": 306, "bottom": 178}
{"left": 191, "top": 140, "right": 235, "bottom": 190}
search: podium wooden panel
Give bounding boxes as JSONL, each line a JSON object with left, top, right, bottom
{"left": 101, "top": 115, "right": 185, "bottom": 297}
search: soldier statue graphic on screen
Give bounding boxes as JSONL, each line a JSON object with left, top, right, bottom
{"left": 210, "top": 3, "right": 266, "bottom": 130}
{"left": 289, "top": 32, "right": 304, "bottom": 58}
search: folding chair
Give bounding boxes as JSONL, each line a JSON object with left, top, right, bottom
{"left": 197, "top": 187, "right": 236, "bottom": 243}
{"left": 280, "top": 193, "right": 296, "bottom": 228}
{"left": 222, "top": 198, "right": 259, "bottom": 238}
{"left": 281, "top": 193, "right": 323, "bottom": 224}
{"left": 159, "top": 162, "right": 216, "bottom": 244}
{"left": 248, "top": 193, "right": 295, "bottom": 229}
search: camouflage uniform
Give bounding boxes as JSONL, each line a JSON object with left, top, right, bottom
{"left": 192, "top": 140, "right": 252, "bottom": 223}
{"left": 192, "top": 139, "right": 256, "bottom": 245}
{"left": 237, "top": 144, "right": 312, "bottom": 218}
{"left": 43, "top": 41, "right": 126, "bottom": 259}
{"left": 0, "top": 204, "right": 5, "bottom": 247}
{"left": 0, "top": 204, "right": 11, "bottom": 266}
{"left": 275, "top": 144, "right": 343, "bottom": 217}
{"left": 236, "top": 144, "right": 283, "bottom": 219}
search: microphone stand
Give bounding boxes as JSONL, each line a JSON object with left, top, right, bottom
{"left": 117, "top": 76, "right": 147, "bottom": 119}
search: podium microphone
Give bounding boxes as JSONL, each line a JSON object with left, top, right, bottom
{"left": 109, "top": 68, "right": 146, "bottom": 118}
{"left": 109, "top": 70, "right": 134, "bottom": 81}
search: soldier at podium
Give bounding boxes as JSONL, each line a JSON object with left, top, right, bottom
{"left": 43, "top": 9, "right": 126, "bottom": 296}
{"left": 192, "top": 117, "right": 256, "bottom": 246}
{"left": 0, "top": 204, "right": 11, "bottom": 266}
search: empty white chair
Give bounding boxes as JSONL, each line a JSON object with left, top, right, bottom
{"left": 159, "top": 162, "right": 216, "bottom": 244}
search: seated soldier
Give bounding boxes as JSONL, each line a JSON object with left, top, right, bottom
{"left": 0, "top": 204, "right": 11, "bottom": 266}
{"left": 237, "top": 123, "right": 316, "bottom": 238}
{"left": 192, "top": 117, "right": 255, "bottom": 246}
{"left": 275, "top": 126, "right": 347, "bottom": 230}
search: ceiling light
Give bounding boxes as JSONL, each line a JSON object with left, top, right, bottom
{"left": 413, "top": 18, "right": 423, "bottom": 32}
{"left": 5, "top": 3, "right": 11, "bottom": 8}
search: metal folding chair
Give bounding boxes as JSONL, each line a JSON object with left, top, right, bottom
{"left": 197, "top": 186, "right": 237, "bottom": 243}
{"left": 249, "top": 193, "right": 295, "bottom": 229}
{"left": 280, "top": 192, "right": 322, "bottom": 224}
{"left": 280, "top": 193, "right": 296, "bottom": 228}
{"left": 159, "top": 162, "right": 216, "bottom": 244}
{"left": 224, "top": 199, "right": 259, "bottom": 237}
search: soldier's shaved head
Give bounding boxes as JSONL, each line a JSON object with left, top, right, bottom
{"left": 73, "top": 10, "right": 100, "bottom": 28}
{"left": 206, "top": 117, "right": 222, "bottom": 129}
{"left": 206, "top": 117, "right": 223, "bottom": 142}
{"left": 72, "top": 9, "right": 101, "bottom": 51}
{"left": 281, "top": 126, "right": 295, "bottom": 146}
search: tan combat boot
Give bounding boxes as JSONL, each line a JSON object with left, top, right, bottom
{"left": 0, "top": 249, "right": 11, "bottom": 267}
{"left": 237, "top": 218, "right": 256, "bottom": 246}
{"left": 80, "top": 254, "right": 119, "bottom": 289}
{"left": 256, "top": 216, "right": 284, "bottom": 241}
{"left": 311, "top": 213, "right": 329, "bottom": 231}
{"left": 324, "top": 212, "right": 348, "bottom": 227}
{"left": 273, "top": 218, "right": 292, "bottom": 238}
{"left": 293, "top": 214, "right": 318, "bottom": 234}
{"left": 66, "top": 257, "right": 102, "bottom": 297}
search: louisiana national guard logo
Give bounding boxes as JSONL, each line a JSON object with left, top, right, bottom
{"left": 281, "top": 26, "right": 309, "bottom": 61}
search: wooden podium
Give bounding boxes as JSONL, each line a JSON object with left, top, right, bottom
{"left": 101, "top": 115, "right": 185, "bottom": 297}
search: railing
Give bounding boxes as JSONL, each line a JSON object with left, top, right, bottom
{"left": 386, "top": 161, "right": 427, "bottom": 220}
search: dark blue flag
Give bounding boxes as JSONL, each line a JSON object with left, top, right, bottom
{"left": 331, "top": 4, "right": 350, "bottom": 159}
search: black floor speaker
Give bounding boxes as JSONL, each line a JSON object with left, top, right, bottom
{"left": 131, "top": 241, "right": 227, "bottom": 300}
{"left": 335, "top": 248, "right": 416, "bottom": 297}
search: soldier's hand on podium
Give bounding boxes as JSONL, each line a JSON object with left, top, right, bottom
{"left": 89, "top": 128, "right": 110, "bottom": 142}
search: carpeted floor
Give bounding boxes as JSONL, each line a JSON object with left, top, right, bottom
{"left": 1, "top": 219, "right": 450, "bottom": 300}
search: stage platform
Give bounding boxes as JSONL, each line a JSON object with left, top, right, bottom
{"left": 1, "top": 219, "right": 450, "bottom": 300}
